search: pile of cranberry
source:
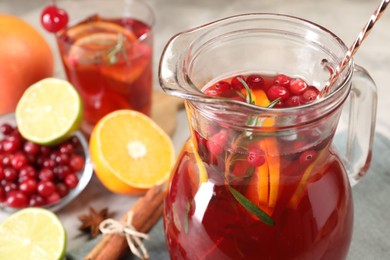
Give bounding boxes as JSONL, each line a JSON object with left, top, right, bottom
{"left": 0, "top": 123, "right": 85, "bottom": 209}
{"left": 204, "top": 73, "right": 320, "bottom": 108}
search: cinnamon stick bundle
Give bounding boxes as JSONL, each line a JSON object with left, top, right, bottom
{"left": 85, "top": 185, "right": 164, "bottom": 260}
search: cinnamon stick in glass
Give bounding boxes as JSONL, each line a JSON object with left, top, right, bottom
{"left": 84, "top": 185, "right": 164, "bottom": 260}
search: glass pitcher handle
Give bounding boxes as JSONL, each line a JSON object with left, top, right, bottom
{"left": 343, "top": 65, "right": 377, "bottom": 186}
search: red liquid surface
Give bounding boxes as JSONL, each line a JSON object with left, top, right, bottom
{"left": 57, "top": 16, "right": 153, "bottom": 132}
{"left": 164, "top": 73, "right": 353, "bottom": 259}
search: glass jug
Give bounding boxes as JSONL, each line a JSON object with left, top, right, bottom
{"left": 159, "top": 14, "right": 377, "bottom": 260}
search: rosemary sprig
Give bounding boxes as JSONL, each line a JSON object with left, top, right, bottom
{"left": 106, "top": 33, "right": 128, "bottom": 65}
{"left": 228, "top": 186, "right": 274, "bottom": 226}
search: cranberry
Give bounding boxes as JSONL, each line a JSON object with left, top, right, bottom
{"left": 40, "top": 146, "right": 51, "bottom": 155}
{"left": 65, "top": 173, "right": 79, "bottom": 189}
{"left": 290, "top": 78, "right": 308, "bottom": 95}
{"left": 23, "top": 141, "right": 41, "bottom": 155}
{"left": 19, "top": 165, "right": 37, "bottom": 181}
{"left": 0, "top": 186, "right": 5, "bottom": 202}
{"left": 300, "top": 86, "right": 320, "bottom": 104}
{"left": 6, "top": 191, "right": 29, "bottom": 208}
{"left": 246, "top": 74, "right": 264, "bottom": 90}
{"left": 0, "top": 167, "right": 4, "bottom": 180}
{"left": 56, "top": 183, "right": 69, "bottom": 197}
{"left": 4, "top": 168, "right": 18, "bottom": 182}
{"left": 1, "top": 154, "right": 12, "bottom": 167}
{"left": 299, "top": 150, "right": 318, "bottom": 165}
{"left": 41, "top": 5, "right": 69, "bottom": 33}
{"left": 29, "top": 194, "right": 46, "bottom": 207}
{"left": 3, "top": 182, "right": 17, "bottom": 193}
{"left": 231, "top": 76, "right": 246, "bottom": 91}
{"left": 204, "top": 88, "right": 219, "bottom": 97}
{"left": 206, "top": 130, "right": 228, "bottom": 155}
{"left": 43, "top": 158, "right": 56, "bottom": 168}
{"left": 59, "top": 143, "right": 74, "bottom": 154}
{"left": 11, "top": 153, "right": 28, "bottom": 170}
{"left": 55, "top": 153, "right": 70, "bottom": 165}
{"left": 3, "top": 135, "right": 22, "bottom": 153}
{"left": 0, "top": 123, "right": 14, "bottom": 136}
{"left": 274, "top": 74, "right": 291, "bottom": 87}
{"left": 19, "top": 179, "right": 38, "bottom": 196}
{"left": 46, "top": 192, "right": 61, "bottom": 204}
{"left": 54, "top": 165, "right": 71, "bottom": 180}
{"left": 38, "top": 168, "right": 54, "bottom": 181}
{"left": 267, "top": 85, "right": 290, "bottom": 101}
{"left": 69, "top": 155, "right": 85, "bottom": 172}
{"left": 214, "top": 81, "right": 233, "bottom": 95}
{"left": 246, "top": 147, "right": 266, "bottom": 167}
{"left": 37, "top": 181, "right": 56, "bottom": 198}
{"left": 285, "top": 95, "right": 302, "bottom": 107}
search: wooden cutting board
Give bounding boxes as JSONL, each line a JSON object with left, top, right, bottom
{"left": 151, "top": 91, "right": 185, "bottom": 136}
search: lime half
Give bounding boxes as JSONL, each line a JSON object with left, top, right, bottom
{"left": 0, "top": 208, "right": 67, "bottom": 260}
{"left": 16, "top": 78, "right": 82, "bottom": 145}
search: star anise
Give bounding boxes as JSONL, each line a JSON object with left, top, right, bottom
{"left": 78, "top": 207, "right": 112, "bottom": 238}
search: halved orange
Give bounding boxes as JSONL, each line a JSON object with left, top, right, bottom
{"left": 89, "top": 110, "right": 175, "bottom": 195}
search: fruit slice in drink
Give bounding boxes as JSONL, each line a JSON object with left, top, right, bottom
{"left": 0, "top": 208, "right": 66, "bottom": 259}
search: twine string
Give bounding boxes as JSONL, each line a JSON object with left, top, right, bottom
{"left": 99, "top": 211, "right": 150, "bottom": 260}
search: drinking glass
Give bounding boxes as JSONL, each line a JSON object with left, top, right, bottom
{"left": 56, "top": 0, "right": 154, "bottom": 134}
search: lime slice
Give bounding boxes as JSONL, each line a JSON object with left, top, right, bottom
{"left": 0, "top": 208, "right": 67, "bottom": 260}
{"left": 16, "top": 78, "right": 83, "bottom": 145}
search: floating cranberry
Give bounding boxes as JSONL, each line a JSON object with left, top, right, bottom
{"left": 300, "top": 86, "right": 320, "bottom": 104}
{"left": 246, "top": 147, "right": 266, "bottom": 167}
{"left": 19, "top": 179, "right": 38, "bottom": 196}
{"left": 267, "top": 85, "right": 290, "bottom": 101}
{"left": 299, "top": 150, "right": 318, "bottom": 165}
{"left": 214, "top": 81, "right": 232, "bottom": 95}
{"left": 231, "top": 76, "right": 246, "bottom": 91}
{"left": 43, "top": 158, "right": 56, "bottom": 168}
{"left": 23, "top": 141, "right": 41, "bottom": 155}
{"left": 0, "top": 123, "right": 14, "bottom": 136}
{"left": 1, "top": 154, "right": 12, "bottom": 167}
{"left": 290, "top": 78, "right": 308, "bottom": 95}
{"left": 41, "top": 5, "right": 69, "bottom": 33}
{"left": 274, "top": 74, "right": 291, "bottom": 87}
{"left": 37, "top": 181, "right": 56, "bottom": 198}
{"left": 40, "top": 146, "right": 51, "bottom": 156}
{"left": 6, "top": 191, "right": 29, "bottom": 208}
{"left": 206, "top": 130, "right": 228, "bottom": 155}
{"left": 55, "top": 153, "right": 70, "bottom": 165}
{"left": 285, "top": 95, "right": 302, "bottom": 107}
{"left": 246, "top": 74, "right": 264, "bottom": 90}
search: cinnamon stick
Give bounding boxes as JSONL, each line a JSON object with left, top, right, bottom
{"left": 85, "top": 185, "right": 165, "bottom": 260}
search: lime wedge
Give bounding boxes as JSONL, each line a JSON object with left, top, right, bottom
{"left": 16, "top": 78, "right": 82, "bottom": 145}
{"left": 0, "top": 208, "right": 67, "bottom": 260}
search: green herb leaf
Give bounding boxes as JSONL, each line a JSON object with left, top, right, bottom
{"left": 184, "top": 202, "right": 190, "bottom": 234}
{"left": 267, "top": 97, "right": 281, "bottom": 108}
{"left": 107, "top": 33, "right": 127, "bottom": 65}
{"left": 237, "top": 77, "right": 255, "bottom": 105}
{"left": 228, "top": 186, "right": 274, "bottom": 226}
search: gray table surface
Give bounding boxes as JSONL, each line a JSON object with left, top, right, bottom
{"left": 1, "top": 0, "right": 390, "bottom": 259}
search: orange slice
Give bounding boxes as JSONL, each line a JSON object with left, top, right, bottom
{"left": 67, "top": 21, "right": 137, "bottom": 41}
{"left": 89, "top": 110, "right": 175, "bottom": 194}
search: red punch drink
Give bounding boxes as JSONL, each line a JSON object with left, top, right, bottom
{"left": 164, "top": 73, "right": 353, "bottom": 259}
